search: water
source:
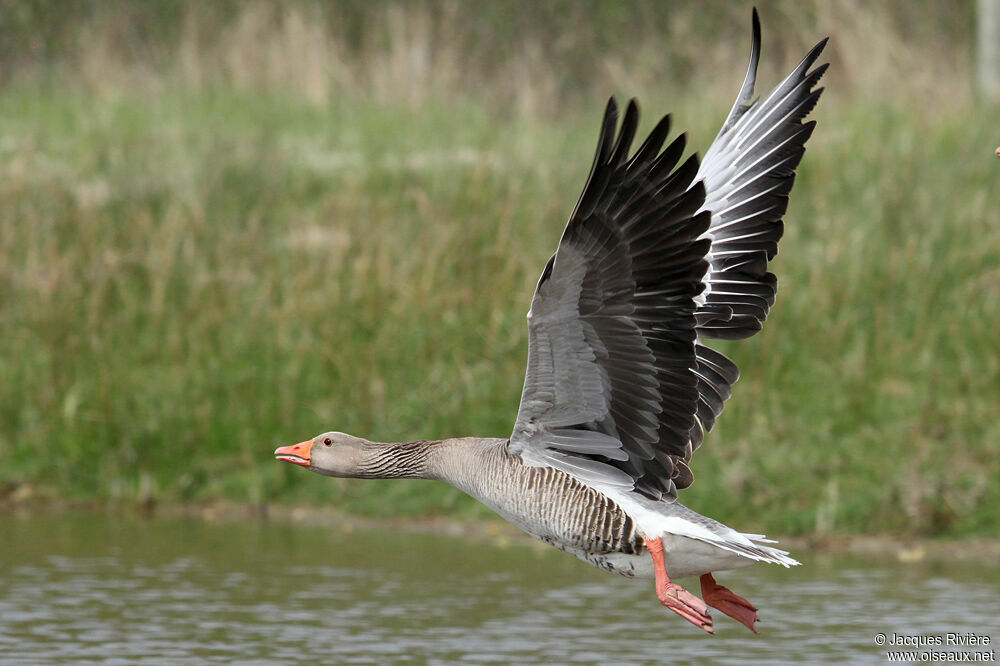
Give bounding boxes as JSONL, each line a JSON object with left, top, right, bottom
{"left": 0, "top": 512, "right": 996, "bottom": 665}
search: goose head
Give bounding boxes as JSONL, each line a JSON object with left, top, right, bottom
{"left": 274, "top": 431, "right": 370, "bottom": 478}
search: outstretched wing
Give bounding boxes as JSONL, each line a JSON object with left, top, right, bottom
{"left": 509, "top": 11, "right": 828, "bottom": 500}
{"left": 687, "top": 9, "right": 828, "bottom": 451}
{"left": 509, "top": 98, "right": 710, "bottom": 501}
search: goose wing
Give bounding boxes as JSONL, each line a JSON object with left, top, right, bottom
{"left": 688, "top": 10, "right": 828, "bottom": 452}
{"left": 509, "top": 97, "right": 709, "bottom": 501}
{"left": 508, "top": 11, "right": 827, "bottom": 500}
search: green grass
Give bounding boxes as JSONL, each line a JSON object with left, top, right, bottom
{"left": 1, "top": 76, "right": 997, "bottom": 536}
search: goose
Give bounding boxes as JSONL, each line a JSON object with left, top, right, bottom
{"left": 275, "top": 9, "right": 827, "bottom": 634}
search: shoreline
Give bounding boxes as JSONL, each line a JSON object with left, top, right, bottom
{"left": 5, "top": 496, "right": 999, "bottom": 565}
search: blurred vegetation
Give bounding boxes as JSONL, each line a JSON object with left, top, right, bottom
{"left": 0, "top": 1, "right": 997, "bottom": 537}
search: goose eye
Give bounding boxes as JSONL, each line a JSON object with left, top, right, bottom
{"left": 323, "top": 438, "right": 332, "bottom": 446}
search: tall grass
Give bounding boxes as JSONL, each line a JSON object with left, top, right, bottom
{"left": 0, "top": 1, "right": 997, "bottom": 536}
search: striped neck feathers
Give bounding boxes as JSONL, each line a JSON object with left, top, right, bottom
{"left": 309, "top": 433, "right": 439, "bottom": 480}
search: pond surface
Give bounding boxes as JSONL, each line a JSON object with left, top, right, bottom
{"left": 0, "top": 511, "right": 997, "bottom": 664}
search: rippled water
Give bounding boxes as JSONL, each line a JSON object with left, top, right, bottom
{"left": 0, "top": 512, "right": 996, "bottom": 664}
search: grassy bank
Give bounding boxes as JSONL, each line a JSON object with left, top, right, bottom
{"left": 1, "top": 1, "right": 998, "bottom": 537}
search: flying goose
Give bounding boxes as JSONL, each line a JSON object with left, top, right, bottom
{"left": 275, "top": 10, "right": 827, "bottom": 634}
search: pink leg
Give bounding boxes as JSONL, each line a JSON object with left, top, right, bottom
{"left": 700, "top": 573, "right": 759, "bottom": 634}
{"left": 644, "top": 537, "right": 714, "bottom": 634}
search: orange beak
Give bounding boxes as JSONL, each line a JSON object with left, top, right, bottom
{"left": 274, "top": 440, "right": 313, "bottom": 467}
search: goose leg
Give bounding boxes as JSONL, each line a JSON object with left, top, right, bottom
{"left": 700, "top": 573, "right": 759, "bottom": 633}
{"left": 643, "top": 537, "right": 713, "bottom": 633}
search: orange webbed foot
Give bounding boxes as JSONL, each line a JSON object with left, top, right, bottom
{"left": 700, "top": 573, "right": 759, "bottom": 634}
{"left": 658, "top": 579, "right": 714, "bottom": 633}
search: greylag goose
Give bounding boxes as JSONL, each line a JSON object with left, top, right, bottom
{"left": 275, "top": 10, "right": 827, "bottom": 634}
